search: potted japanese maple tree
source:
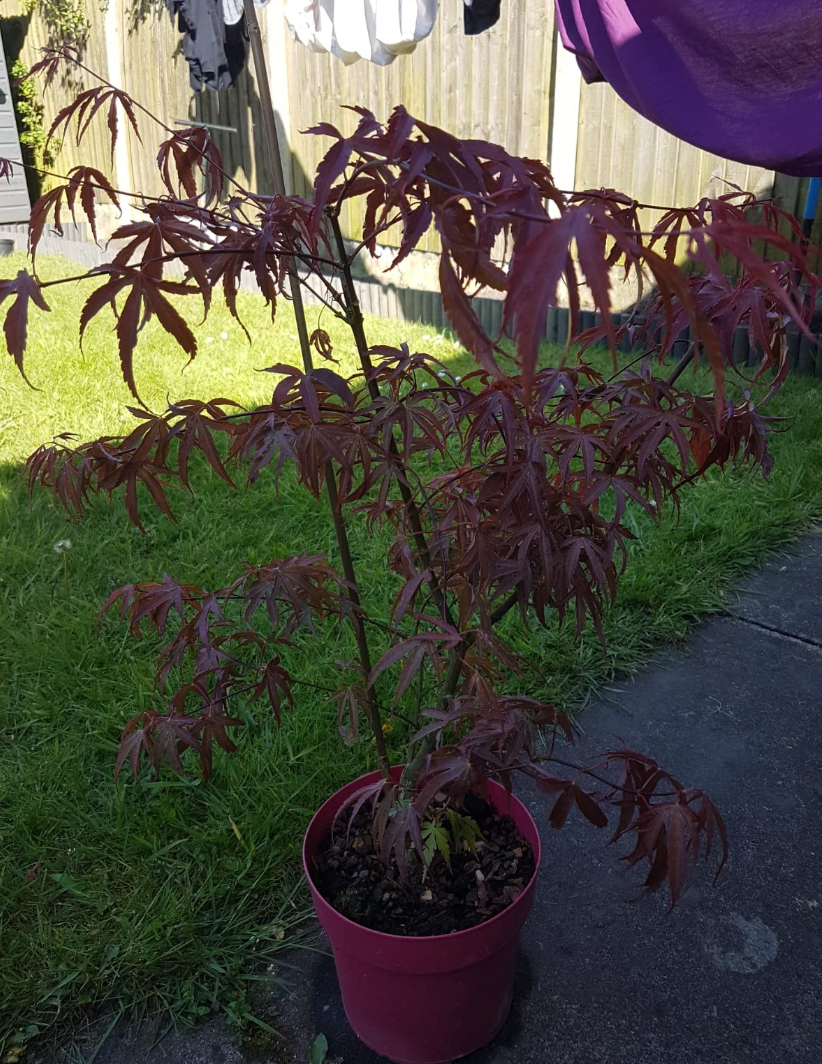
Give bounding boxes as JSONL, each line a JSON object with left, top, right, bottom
{"left": 7, "top": 46, "right": 817, "bottom": 1064}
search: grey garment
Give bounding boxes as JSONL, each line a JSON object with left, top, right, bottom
{"left": 167, "top": 0, "right": 246, "bottom": 91}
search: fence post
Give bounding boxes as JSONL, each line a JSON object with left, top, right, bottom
{"left": 104, "top": 0, "right": 131, "bottom": 222}
{"left": 548, "top": 25, "right": 580, "bottom": 197}
{"left": 261, "top": 0, "right": 294, "bottom": 196}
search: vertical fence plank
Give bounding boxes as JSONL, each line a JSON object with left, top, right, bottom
{"left": 799, "top": 333, "right": 816, "bottom": 375}
{"left": 732, "top": 327, "right": 749, "bottom": 368}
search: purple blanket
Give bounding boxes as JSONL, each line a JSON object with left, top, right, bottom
{"left": 554, "top": 1, "right": 822, "bottom": 176}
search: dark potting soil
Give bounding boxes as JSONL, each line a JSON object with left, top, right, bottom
{"left": 312, "top": 792, "right": 535, "bottom": 936}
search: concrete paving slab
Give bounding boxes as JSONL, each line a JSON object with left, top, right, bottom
{"left": 732, "top": 529, "right": 822, "bottom": 646}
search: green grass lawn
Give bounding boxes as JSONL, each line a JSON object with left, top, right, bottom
{"left": 3, "top": 253, "right": 822, "bottom": 1050}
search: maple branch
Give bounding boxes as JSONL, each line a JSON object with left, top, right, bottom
{"left": 665, "top": 342, "right": 699, "bottom": 387}
{"left": 329, "top": 155, "right": 388, "bottom": 214}
{"left": 345, "top": 211, "right": 406, "bottom": 264}
{"left": 51, "top": 47, "right": 246, "bottom": 198}
{"left": 9, "top": 155, "right": 179, "bottom": 205}
{"left": 434, "top": 589, "right": 519, "bottom": 707}
{"left": 296, "top": 277, "right": 348, "bottom": 319}
{"left": 604, "top": 347, "right": 656, "bottom": 382}
{"left": 223, "top": 41, "right": 390, "bottom": 772}
{"left": 490, "top": 590, "right": 518, "bottom": 626}
{"left": 324, "top": 469, "right": 390, "bottom": 773}
{"left": 326, "top": 210, "right": 457, "bottom": 630}
{"left": 139, "top": 246, "right": 345, "bottom": 272}
{"left": 343, "top": 152, "right": 763, "bottom": 226}
{"left": 510, "top": 756, "right": 681, "bottom": 798}
{"left": 38, "top": 272, "right": 99, "bottom": 289}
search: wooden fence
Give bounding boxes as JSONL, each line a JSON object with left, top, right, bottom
{"left": 2, "top": 0, "right": 821, "bottom": 296}
{"left": 0, "top": 0, "right": 271, "bottom": 200}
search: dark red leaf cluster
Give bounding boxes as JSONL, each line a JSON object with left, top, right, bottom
{"left": 14, "top": 68, "right": 821, "bottom": 907}
{"left": 29, "top": 165, "right": 120, "bottom": 263}
{"left": 308, "top": 106, "right": 814, "bottom": 398}
{"left": 157, "top": 125, "right": 225, "bottom": 202}
{"left": 101, "top": 555, "right": 342, "bottom": 779}
{"left": 47, "top": 83, "right": 140, "bottom": 160}
{"left": 25, "top": 398, "right": 236, "bottom": 528}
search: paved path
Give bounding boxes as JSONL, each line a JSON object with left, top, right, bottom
{"left": 79, "top": 533, "right": 822, "bottom": 1064}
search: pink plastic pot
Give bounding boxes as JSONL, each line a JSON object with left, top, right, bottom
{"left": 303, "top": 768, "right": 541, "bottom": 1064}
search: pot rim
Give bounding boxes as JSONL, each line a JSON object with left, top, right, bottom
{"left": 302, "top": 768, "right": 541, "bottom": 945}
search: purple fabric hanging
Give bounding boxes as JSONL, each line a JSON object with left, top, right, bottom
{"left": 554, "top": 1, "right": 822, "bottom": 177}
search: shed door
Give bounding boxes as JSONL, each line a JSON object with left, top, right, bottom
{"left": 0, "top": 37, "right": 31, "bottom": 224}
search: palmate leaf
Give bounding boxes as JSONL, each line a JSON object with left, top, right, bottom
{"left": 157, "top": 125, "right": 225, "bottom": 202}
{"left": 248, "top": 656, "right": 294, "bottom": 724}
{"left": 99, "top": 574, "right": 202, "bottom": 637}
{"left": 47, "top": 84, "right": 141, "bottom": 161}
{"left": 29, "top": 166, "right": 120, "bottom": 263}
{"left": 147, "top": 711, "right": 202, "bottom": 776}
{"left": 0, "top": 270, "right": 50, "bottom": 379}
{"left": 164, "top": 397, "right": 239, "bottom": 488}
{"left": 368, "top": 626, "right": 461, "bottom": 706}
{"left": 24, "top": 45, "right": 69, "bottom": 90}
{"left": 67, "top": 166, "right": 120, "bottom": 244}
{"left": 79, "top": 266, "right": 199, "bottom": 398}
{"left": 110, "top": 206, "right": 214, "bottom": 313}
{"left": 115, "top": 715, "right": 153, "bottom": 780}
{"left": 333, "top": 676, "right": 365, "bottom": 745}
{"left": 422, "top": 820, "right": 450, "bottom": 866}
{"left": 334, "top": 778, "right": 391, "bottom": 842}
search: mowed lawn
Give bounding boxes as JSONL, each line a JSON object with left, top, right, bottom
{"left": 3, "top": 253, "right": 822, "bottom": 1048}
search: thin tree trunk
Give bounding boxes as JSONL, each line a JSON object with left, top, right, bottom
{"left": 244, "top": 0, "right": 388, "bottom": 771}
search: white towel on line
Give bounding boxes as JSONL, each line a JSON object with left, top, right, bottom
{"left": 284, "top": 0, "right": 438, "bottom": 66}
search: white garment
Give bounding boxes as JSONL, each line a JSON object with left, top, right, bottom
{"left": 223, "top": 0, "right": 244, "bottom": 25}
{"left": 285, "top": 0, "right": 438, "bottom": 66}
{"left": 223, "top": 0, "right": 271, "bottom": 23}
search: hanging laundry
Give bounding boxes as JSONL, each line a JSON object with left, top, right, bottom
{"left": 463, "top": 0, "right": 501, "bottom": 37}
{"left": 554, "top": 0, "right": 822, "bottom": 177}
{"left": 284, "top": 0, "right": 438, "bottom": 66}
{"left": 166, "top": 0, "right": 246, "bottom": 91}
{"left": 221, "top": 0, "right": 270, "bottom": 21}
{"left": 222, "top": 0, "right": 243, "bottom": 25}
